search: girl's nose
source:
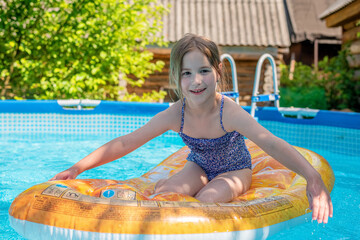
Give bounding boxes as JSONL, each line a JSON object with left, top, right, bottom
{"left": 193, "top": 73, "right": 202, "bottom": 85}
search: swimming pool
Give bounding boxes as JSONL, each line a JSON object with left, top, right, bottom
{"left": 1, "top": 100, "right": 359, "bottom": 239}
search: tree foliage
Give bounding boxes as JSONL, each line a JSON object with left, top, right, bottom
{"left": 0, "top": 0, "right": 167, "bottom": 101}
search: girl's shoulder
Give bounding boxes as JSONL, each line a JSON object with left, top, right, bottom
{"left": 222, "top": 96, "right": 242, "bottom": 114}
{"left": 157, "top": 100, "right": 183, "bottom": 132}
{"left": 165, "top": 100, "right": 183, "bottom": 116}
{"left": 221, "top": 96, "right": 252, "bottom": 132}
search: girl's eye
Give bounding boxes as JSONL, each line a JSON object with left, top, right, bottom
{"left": 200, "top": 69, "right": 210, "bottom": 74}
{"left": 182, "top": 71, "right": 191, "bottom": 76}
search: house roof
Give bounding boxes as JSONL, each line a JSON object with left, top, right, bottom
{"left": 285, "top": 0, "right": 341, "bottom": 43}
{"left": 158, "top": 0, "right": 291, "bottom": 47}
{"left": 319, "top": 0, "right": 356, "bottom": 19}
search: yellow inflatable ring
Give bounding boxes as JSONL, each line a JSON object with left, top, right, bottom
{"left": 9, "top": 140, "right": 335, "bottom": 240}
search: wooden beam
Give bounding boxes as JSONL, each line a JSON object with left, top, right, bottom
{"left": 354, "top": 69, "right": 360, "bottom": 80}
{"left": 148, "top": 48, "right": 172, "bottom": 55}
{"left": 347, "top": 54, "right": 360, "bottom": 68}
{"left": 343, "top": 19, "right": 359, "bottom": 30}
{"left": 350, "top": 40, "right": 360, "bottom": 55}
{"left": 314, "top": 39, "right": 319, "bottom": 70}
{"left": 324, "top": 0, "right": 360, "bottom": 27}
{"left": 343, "top": 26, "right": 360, "bottom": 43}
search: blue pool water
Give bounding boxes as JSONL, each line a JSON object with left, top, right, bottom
{"left": 1, "top": 133, "right": 185, "bottom": 239}
{"left": 2, "top": 132, "right": 360, "bottom": 239}
{"left": 1, "top": 102, "right": 360, "bottom": 240}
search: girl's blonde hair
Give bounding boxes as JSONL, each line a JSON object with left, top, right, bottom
{"left": 169, "top": 33, "right": 223, "bottom": 100}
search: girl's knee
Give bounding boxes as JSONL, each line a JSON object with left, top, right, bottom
{"left": 194, "top": 175, "right": 250, "bottom": 202}
{"left": 154, "top": 179, "right": 167, "bottom": 194}
{"left": 195, "top": 187, "right": 233, "bottom": 203}
{"left": 154, "top": 179, "right": 184, "bottom": 194}
{"left": 195, "top": 193, "right": 215, "bottom": 202}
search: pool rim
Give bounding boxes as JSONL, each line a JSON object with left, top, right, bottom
{"left": 0, "top": 100, "right": 359, "bottom": 129}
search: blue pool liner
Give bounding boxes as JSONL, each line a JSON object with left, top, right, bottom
{"left": 0, "top": 100, "right": 359, "bottom": 129}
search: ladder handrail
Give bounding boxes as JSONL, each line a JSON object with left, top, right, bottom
{"left": 250, "top": 54, "right": 280, "bottom": 118}
{"left": 220, "top": 54, "right": 239, "bottom": 104}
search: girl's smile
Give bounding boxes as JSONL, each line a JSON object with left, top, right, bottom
{"left": 190, "top": 88, "right": 206, "bottom": 95}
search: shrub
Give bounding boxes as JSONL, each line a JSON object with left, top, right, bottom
{"left": 279, "top": 47, "right": 358, "bottom": 111}
{"left": 279, "top": 62, "right": 328, "bottom": 110}
{"left": 279, "top": 86, "right": 328, "bottom": 110}
{"left": 318, "top": 48, "right": 358, "bottom": 111}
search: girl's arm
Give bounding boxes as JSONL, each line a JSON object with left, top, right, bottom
{"left": 223, "top": 99, "right": 333, "bottom": 224}
{"left": 50, "top": 103, "right": 181, "bottom": 180}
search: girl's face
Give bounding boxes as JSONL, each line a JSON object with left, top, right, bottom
{"left": 180, "top": 49, "right": 220, "bottom": 104}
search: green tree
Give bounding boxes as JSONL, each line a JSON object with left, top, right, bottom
{"left": 0, "top": 0, "right": 167, "bottom": 101}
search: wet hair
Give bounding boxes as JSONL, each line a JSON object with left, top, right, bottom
{"left": 169, "top": 33, "right": 223, "bottom": 100}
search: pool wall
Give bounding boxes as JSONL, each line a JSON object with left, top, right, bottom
{"left": 0, "top": 100, "right": 169, "bottom": 115}
{"left": 1, "top": 100, "right": 359, "bottom": 129}
{"left": 1, "top": 100, "right": 359, "bottom": 156}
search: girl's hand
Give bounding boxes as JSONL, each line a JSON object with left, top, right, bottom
{"left": 50, "top": 167, "right": 80, "bottom": 181}
{"left": 306, "top": 175, "right": 333, "bottom": 224}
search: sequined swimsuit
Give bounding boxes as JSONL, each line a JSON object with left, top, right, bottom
{"left": 179, "top": 95, "right": 252, "bottom": 181}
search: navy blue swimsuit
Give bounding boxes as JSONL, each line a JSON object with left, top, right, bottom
{"left": 179, "top": 95, "right": 252, "bottom": 181}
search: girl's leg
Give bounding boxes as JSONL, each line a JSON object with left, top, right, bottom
{"left": 195, "top": 168, "right": 252, "bottom": 203}
{"left": 154, "top": 161, "right": 209, "bottom": 196}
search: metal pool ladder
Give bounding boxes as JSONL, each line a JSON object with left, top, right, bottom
{"left": 250, "top": 53, "right": 280, "bottom": 118}
{"left": 220, "top": 54, "right": 239, "bottom": 104}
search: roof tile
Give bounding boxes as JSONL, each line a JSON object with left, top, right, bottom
{"left": 159, "top": 0, "right": 291, "bottom": 47}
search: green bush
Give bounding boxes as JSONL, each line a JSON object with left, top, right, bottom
{"left": 279, "top": 62, "right": 327, "bottom": 110}
{"left": 279, "top": 86, "right": 328, "bottom": 110}
{"left": 318, "top": 48, "right": 358, "bottom": 111}
{"left": 280, "top": 48, "right": 358, "bottom": 111}
{"left": 0, "top": 0, "right": 168, "bottom": 102}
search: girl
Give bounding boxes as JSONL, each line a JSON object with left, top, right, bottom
{"left": 51, "top": 33, "right": 332, "bottom": 224}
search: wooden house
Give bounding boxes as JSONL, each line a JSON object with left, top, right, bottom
{"left": 320, "top": 0, "right": 360, "bottom": 78}
{"left": 284, "top": 0, "right": 342, "bottom": 68}
{"left": 128, "top": 0, "right": 291, "bottom": 105}
{"left": 127, "top": 0, "right": 342, "bottom": 105}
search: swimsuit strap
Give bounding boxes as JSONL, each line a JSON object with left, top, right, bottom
{"left": 220, "top": 95, "right": 228, "bottom": 133}
{"left": 180, "top": 96, "right": 227, "bottom": 134}
{"left": 180, "top": 98, "right": 186, "bottom": 133}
